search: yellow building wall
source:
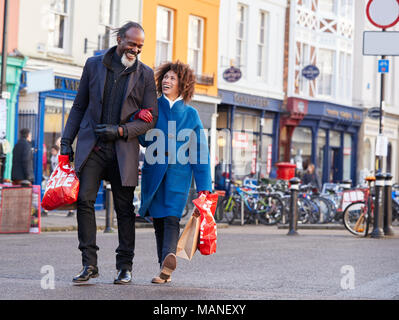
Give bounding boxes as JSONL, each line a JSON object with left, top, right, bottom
{"left": 141, "top": 0, "right": 220, "bottom": 97}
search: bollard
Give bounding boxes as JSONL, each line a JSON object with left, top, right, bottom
{"left": 287, "top": 177, "right": 300, "bottom": 236}
{"left": 104, "top": 182, "right": 114, "bottom": 233}
{"left": 370, "top": 173, "right": 385, "bottom": 238}
{"left": 383, "top": 173, "right": 395, "bottom": 236}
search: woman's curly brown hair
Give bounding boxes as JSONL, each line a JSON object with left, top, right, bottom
{"left": 155, "top": 61, "right": 196, "bottom": 104}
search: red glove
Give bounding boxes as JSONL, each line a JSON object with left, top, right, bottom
{"left": 134, "top": 108, "right": 153, "bottom": 123}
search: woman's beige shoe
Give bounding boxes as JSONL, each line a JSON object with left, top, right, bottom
{"left": 161, "top": 253, "right": 177, "bottom": 276}
{"left": 151, "top": 273, "right": 172, "bottom": 284}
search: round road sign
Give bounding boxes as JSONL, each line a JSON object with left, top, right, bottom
{"left": 366, "top": 0, "right": 399, "bottom": 29}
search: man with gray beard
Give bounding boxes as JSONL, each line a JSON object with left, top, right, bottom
{"left": 60, "top": 21, "right": 158, "bottom": 285}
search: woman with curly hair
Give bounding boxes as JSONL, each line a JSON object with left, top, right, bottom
{"left": 138, "top": 61, "right": 212, "bottom": 284}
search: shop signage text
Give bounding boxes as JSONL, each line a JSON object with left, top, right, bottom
{"left": 325, "top": 108, "right": 362, "bottom": 121}
{"left": 233, "top": 94, "right": 269, "bottom": 108}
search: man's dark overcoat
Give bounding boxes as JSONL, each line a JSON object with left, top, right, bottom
{"left": 63, "top": 46, "right": 158, "bottom": 186}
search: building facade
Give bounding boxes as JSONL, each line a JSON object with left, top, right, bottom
{"left": 141, "top": 0, "right": 221, "bottom": 185}
{"left": 353, "top": 0, "right": 399, "bottom": 184}
{"left": 217, "top": 0, "right": 287, "bottom": 186}
{"left": 281, "top": 0, "right": 362, "bottom": 185}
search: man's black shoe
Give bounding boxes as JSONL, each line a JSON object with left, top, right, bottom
{"left": 114, "top": 269, "right": 132, "bottom": 285}
{"left": 72, "top": 265, "right": 99, "bottom": 284}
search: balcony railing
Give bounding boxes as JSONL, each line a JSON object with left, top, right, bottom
{"left": 195, "top": 73, "right": 215, "bottom": 86}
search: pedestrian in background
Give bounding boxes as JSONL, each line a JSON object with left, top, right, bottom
{"left": 50, "top": 145, "right": 60, "bottom": 175}
{"left": 302, "top": 163, "right": 321, "bottom": 191}
{"left": 11, "top": 128, "right": 34, "bottom": 186}
{"left": 60, "top": 21, "right": 157, "bottom": 285}
{"left": 139, "top": 61, "right": 212, "bottom": 284}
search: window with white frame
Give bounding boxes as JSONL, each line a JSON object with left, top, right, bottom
{"left": 257, "top": 11, "right": 268, "bottom": 79}
{"left": 300, "top": 43, "right": 310, "bottom": 94}
{"left": 317, "top": 48, "right": 335, "bottom": 97}
{"left": 345, "top": 54, "right": 352, "bottom": 101}
{"left": 338, "top": 52, "right": 352, "bottom": 101}
{"left": 339, "top": 0, "right": 353, "bottom": 18}
{"left": 98, "top": 0, "right": 118, "bottom": 50}
{"left": 188, "top": 15, "right": 204, "bottom": 75}
{"left": 318, "top": 0, "right": 336, "bottom": 13}
{"left": 48, "top": 0, "right": 70, "bottom": 51}
{"left": 156, "top": 6, "right": 174, "bottom": 67}
{"left": 236, "top": 4, "right": 247, "bottom": 71}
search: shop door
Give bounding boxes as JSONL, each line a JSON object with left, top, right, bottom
{"left": 330, "top": 147, "right": 341, "bottom": 182}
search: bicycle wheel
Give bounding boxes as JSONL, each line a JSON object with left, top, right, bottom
{"left": 311, "top": 196, "right": 332, "bottom": 223}
{"left": 297, "top": 197, "right": 314, "bottom": 224}
{"left": 220, "top": 197, "right": 238, "bottom": 224}
{"left": 214, "top": 197, "right": 225, "bottom": 223}
{"left": 257, "top": 195, "right": 284, "bottom": 225}
{"left": 343, "top": 201, "right": 368, "bottom": 236}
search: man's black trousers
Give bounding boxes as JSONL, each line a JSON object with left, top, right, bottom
{"left": 77, "top": 147, "right": 136, "bottom": 271}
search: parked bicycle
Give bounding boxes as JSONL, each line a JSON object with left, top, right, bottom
{"left": 342, "top": 176, "right": 375, "bottom": 237}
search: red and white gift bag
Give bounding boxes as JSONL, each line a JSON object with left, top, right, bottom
{"left": 193, "top": 193, "right": 219, "bottom": 256}
{"left": 42, "top": 155, "right": 79, "bottom": 211}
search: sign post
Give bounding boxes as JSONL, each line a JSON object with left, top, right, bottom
{"left": 364, "top": 0, "right": 399, "bottom": 172}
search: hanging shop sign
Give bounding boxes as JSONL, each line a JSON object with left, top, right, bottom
{"left": 223, "top": 66, "right": 242, "bottom": 83}
{"left": 302, "top": 65, "right": 320, "bottom": 80}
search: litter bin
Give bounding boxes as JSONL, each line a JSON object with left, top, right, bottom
{"left": 276, "top": 163, "right": 297, "bottom": 181}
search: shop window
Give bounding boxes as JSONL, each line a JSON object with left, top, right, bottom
{"left": 317, "top": 129, "right": 326, "bottom": 182}
{"left": 232, "top": 131, "right": 256, "bottom": 180}
{"left": 262, "top": 117, "right": 273, "bottom": 135}
{"left": 260, "top": 135, "right": 273, "bottom": 178}
{"left": 233, "top": 113, "right": 259, "bottom": 132}
{"left": 44, "top": 97, "right": 73, "bottom": 177}
{"left": 329, "top": 130, "right": 341, "bottom": 147}
{"left": 343, "top": 133, "right": 352, "bottom": 180}
{"left": 217, "top": 110, "right": 228, "bottom": 129}
{"left": 291, "top": 127, "right": 312, "bottom": 172}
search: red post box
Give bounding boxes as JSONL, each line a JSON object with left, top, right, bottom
{"left": 276, "top": 162, "right": 297, "bottom": 181}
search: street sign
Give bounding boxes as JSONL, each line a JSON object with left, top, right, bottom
{"left": 376, "top": 134, "right": 388, "bottom": 157}
{"left": 301, "top": 65, "right": 320, "bottom": 80}
{"left": 378, "top": 59, "right": 389, "bottom": 73}
{"left": 363, "top": 31, "right": 399, "bottom": 56}
{"left": 366, "top": 0, "right": 399, "bottom": 29}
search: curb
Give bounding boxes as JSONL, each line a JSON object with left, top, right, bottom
{"left": 277, "top": 224, "right": 345, "bottom": 230}
{"left": 41, "top": 222, "right": 229, "bottom": 233}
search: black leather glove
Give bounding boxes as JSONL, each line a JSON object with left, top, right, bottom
{"left": 94, "top": 124, "right": 121, "bottom": 142}
{"left": 60, "top": 138, "right": 74, "bottom": 162}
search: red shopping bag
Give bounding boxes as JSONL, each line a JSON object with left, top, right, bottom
{"left": 193, "top": 193, "right": 219, "bottom": 256}
{"left": 42, "top": 155, "right": 80, "bottom": 211}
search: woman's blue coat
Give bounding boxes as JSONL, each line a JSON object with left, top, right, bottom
{"left": 138, "top": 95, "right": 212, "bottom": 219}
